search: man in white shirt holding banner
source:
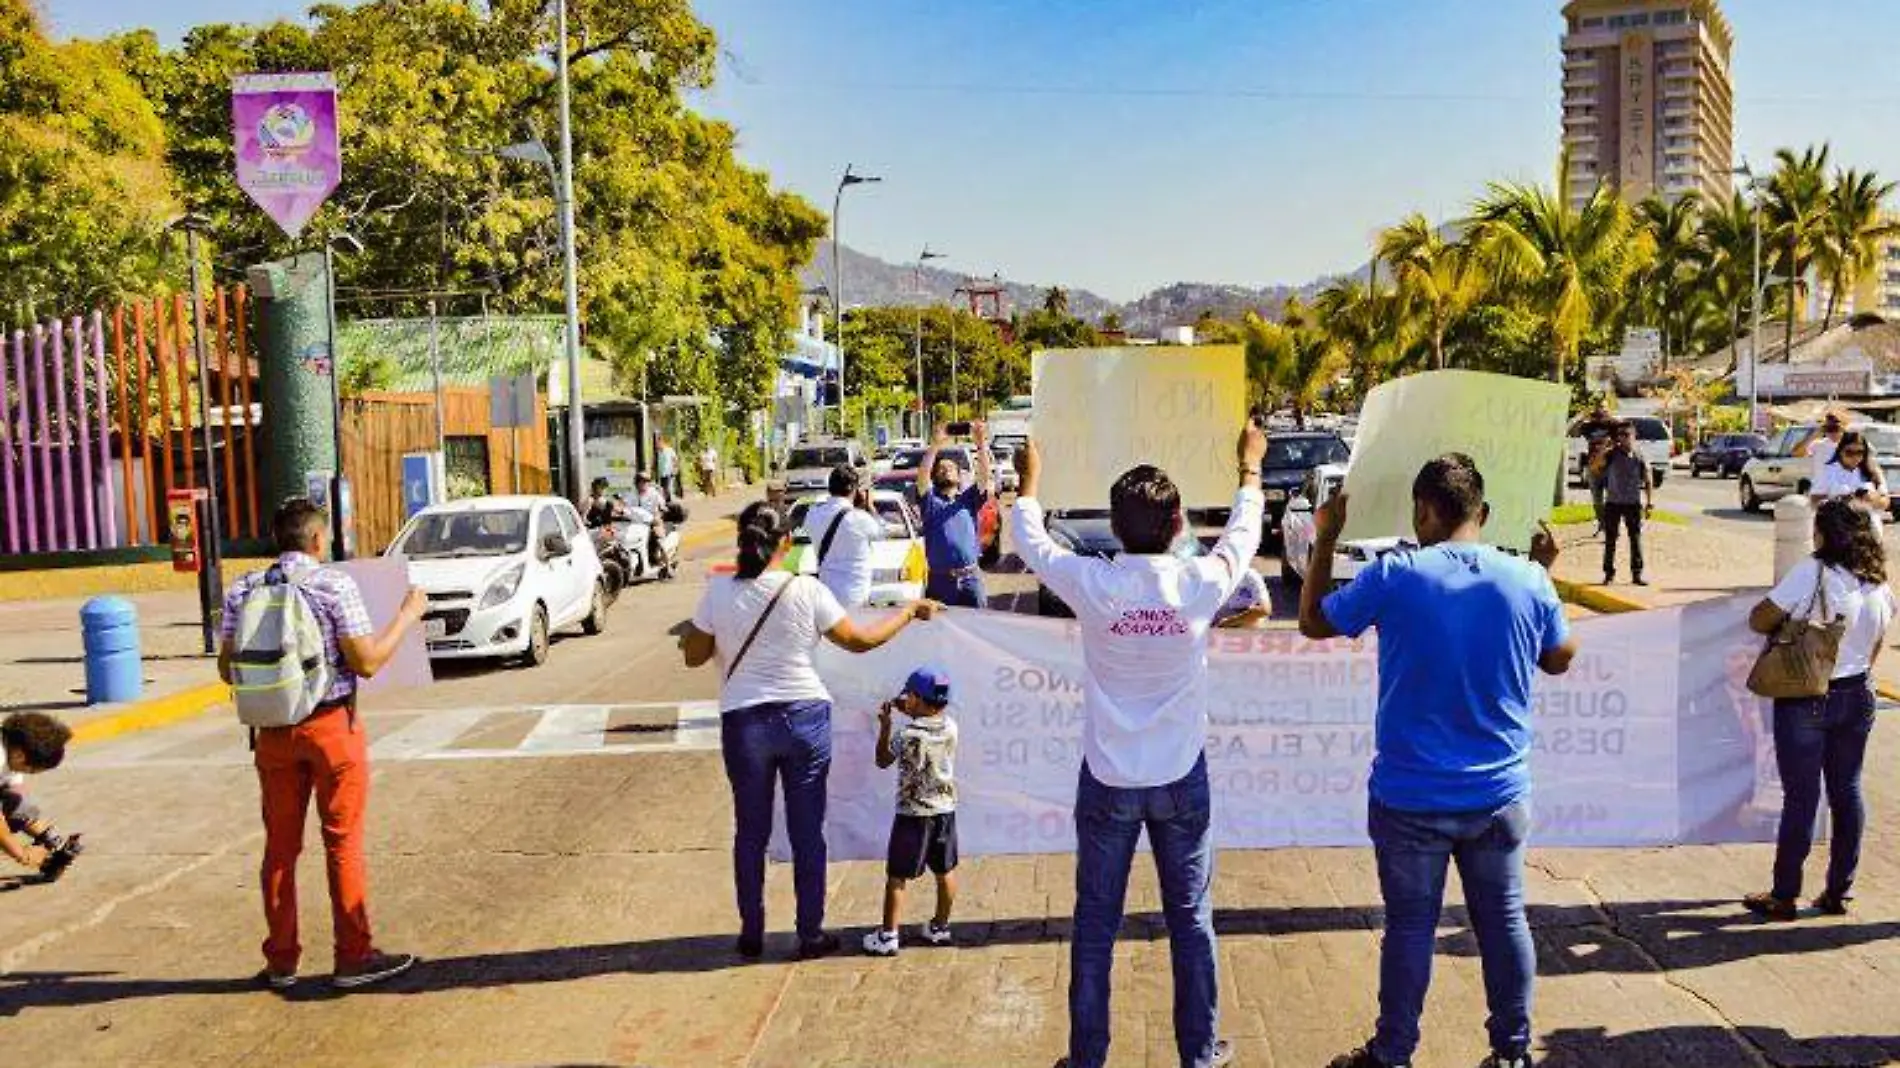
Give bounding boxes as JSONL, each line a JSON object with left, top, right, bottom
{"left": 1011, "top": 418, "right": 1266, "bottom": 1068}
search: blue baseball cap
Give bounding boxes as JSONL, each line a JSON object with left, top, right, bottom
{"left": 903, "top": 668, "right": 951, "bottom": 706}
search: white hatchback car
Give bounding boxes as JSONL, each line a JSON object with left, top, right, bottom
{"left": 781, "top": 491, "right": 927, "bottom": 606}
{"left": 385, "top": 495, "right": 608, "bottom": 667}
{"left": 1280, "top": 464, "right": 1415, "bottom": 589}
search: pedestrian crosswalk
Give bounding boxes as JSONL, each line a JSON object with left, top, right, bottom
{"left": 67, "top": 702, "right": 724, "bottom": 769}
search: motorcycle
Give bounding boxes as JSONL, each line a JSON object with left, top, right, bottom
{"left": 617, "top": 501, "right": 685, "bottom": 584}
{"left": 593, "top": 522, "right": 634, "bottom": 603}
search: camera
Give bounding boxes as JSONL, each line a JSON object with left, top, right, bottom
{"left": 945, "top": 420, "right": 973, "bottom": 437}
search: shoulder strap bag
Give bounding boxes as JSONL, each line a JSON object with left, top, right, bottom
{"left": 725, "top": 576, "right": 799, "bottom": 683}
{"left": 1747, "top": 565, "right": 1849, "bottom": 699}
{"left": 817, "top": 509, "right": 850, "bottom": 566}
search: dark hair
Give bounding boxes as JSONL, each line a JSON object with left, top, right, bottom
{"left": 1412, "top": 453, "right": 1486, "bottom": 527}
{"left": 1109, "top": 464, "right": 1181, "bottom": 555}
{"left": 1830, "top": 431, "right": 1881, "bottom": 481}
{"left": 1813, "top": 498, "right": 1886, "bottom": 585}
{"left": 828, "top": 463, "right": 860, "bottom": 497}
{"left": 1614, "top": 420, "right": 1637, "bottom": 437}
{"left": 2, "top": 712, "right": 71, "bottom": 771}
{"left": 735, "top": 501, "right": 785, "bottom": 579}
{"left": 271, "top": 498, "right": 327, "bottom": 553}
{"left": 591, "top": 477, "right": 610, "bottom": 492}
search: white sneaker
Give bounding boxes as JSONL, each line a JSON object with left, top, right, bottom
{"left": 919, "top": 921, "right": 953, "bottom": 946}
{"left": 862, "top": 929, "right": 900, "bottom": 957}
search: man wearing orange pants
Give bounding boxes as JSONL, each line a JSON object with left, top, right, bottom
{"left": 220, "top": 498, "right": 426, "bottom": 991}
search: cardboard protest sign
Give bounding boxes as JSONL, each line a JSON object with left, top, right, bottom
{"left": 1342, "top": 370, "right": 1569, "bottom": 551}
{"left": 1031, "top": 346, "right": 1246, "bottom": 510}
{"left": 334, "top": 557, "right": 433, "bottom": 694}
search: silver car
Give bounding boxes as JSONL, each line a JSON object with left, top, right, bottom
{"left": 781, "top": 439, "right": 866, "bottom": 497}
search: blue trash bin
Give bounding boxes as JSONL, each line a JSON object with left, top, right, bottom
{"left": 81, "top": 596, "right": 142, "bottom": 706}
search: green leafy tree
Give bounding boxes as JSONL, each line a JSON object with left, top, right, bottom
{"left": 1818, "top": 168, "right": 1899, "bottom": 330}
{"left": 1765, "top": 145, "right": 1832, "bottom": 355}
{"left": 1242, "top": 298, "right": 1342, "bottom": 427}
{"left": 1632, "top": 192, "right": 1702, "bottom": 365}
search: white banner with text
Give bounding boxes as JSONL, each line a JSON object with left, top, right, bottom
{"left": 792, "top": 595, "right": 1780, "bottom": 860}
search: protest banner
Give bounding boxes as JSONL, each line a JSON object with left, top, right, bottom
{"left": 1031, "top": 346, "right": 1246, "bottom": 511}
{"left": 792, "top": 596, "right": 1774, "bottom": 861}
{"left": 333, "top": 557, "right": 432, "bottom": 693}
{"left": 1343, "top": 370, "right": 1569, "bottom": 551}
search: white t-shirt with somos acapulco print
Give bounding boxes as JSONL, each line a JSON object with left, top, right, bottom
{"left": 1010, "top": 488, "right": 1265, "bottom": 789}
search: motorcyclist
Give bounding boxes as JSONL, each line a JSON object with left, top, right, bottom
{"left": 584, "top": 477, "right": 621, "bottom": 528}
{"left": 630, "top": 472, "right": 671, "bottom": 565}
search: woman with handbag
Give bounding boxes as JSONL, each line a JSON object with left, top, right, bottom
{"left": 680, "top": 502, "right": 940, "bottom": 960}
{"left": 1743, "top": 498, "right": 1896, "bottom": 920}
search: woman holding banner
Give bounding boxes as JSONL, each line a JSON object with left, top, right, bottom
{"left": 679, "top": 503, "right": 940, "bottom": 960}
{"left": 1744, "top": 498, "right": 1895, "bottom": 921}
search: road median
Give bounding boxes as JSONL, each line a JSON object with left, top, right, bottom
{"left": 68, "top": 681, "right": 232, "bottom": 747}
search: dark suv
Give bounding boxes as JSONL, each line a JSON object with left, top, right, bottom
{"left": 1688, "top": 433, "right": 1767, "bottom": 479}
{"left": 1260, "top": 431, "right": 1351, "bottom": 546}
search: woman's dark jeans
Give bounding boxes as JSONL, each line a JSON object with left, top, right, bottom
{"left": 1772, "top": 675, "right": 1876, "bottom": 901}
{"left": 721, "top": 700, "right": 832, "bottom": 942}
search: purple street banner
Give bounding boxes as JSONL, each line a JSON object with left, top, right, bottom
{"left": 232, "top": 72, "right": 340, "bottom": 239}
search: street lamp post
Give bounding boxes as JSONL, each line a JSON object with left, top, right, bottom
{"left": 321, "top": 230, "right": 363, "bottom": 560}
{"left": 174, "top": 216, "right": 223, "bottom": 652}
{"left": 553, "top": 0, "right": 586, "bottom": 501}
{"left": 914, "top": 246, "right": 945, "bottom": 437}
{"left": 1736, "top": 161, "right": 1766, "bottom": 433}
{"left": 832, "top": 164, "right": 882, "bottom": 439}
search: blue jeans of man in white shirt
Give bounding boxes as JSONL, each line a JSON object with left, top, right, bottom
{"left": 1069, "top": 754, "right": 1218, "bottom": 1068}
{"left": 1367, "top": 798, "right": 1535, "bottom": 1066}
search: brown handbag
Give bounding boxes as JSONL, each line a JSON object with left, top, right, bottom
{"left": 1746, "top": 566, "right": 1848, "bottom": 700}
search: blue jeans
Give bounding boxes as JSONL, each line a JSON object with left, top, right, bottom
{"left": 926, "top": 569, "right": 988, "bottom": 610}
{"left": 1070, "top": 756, "right": 1219, "bottom": 1068}
{"left": 720, "top": 700, "right": 832, "bottom": 942}
{"left": 1772, "top": 675, "right": 1876, "bottom": 900}
{"left": 1368, "top": 798, "right": 1535, "bottom": 1065}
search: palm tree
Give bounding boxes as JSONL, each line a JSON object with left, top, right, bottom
{"left": 1694, "top": 192, "right": 1758, "bottom": 361}
{"left": 1375, "top": 214, "right": 1486, "bottom": 369}
{"left": 1634, "top": 192, "right": 1702, "bottom": 364}
{"left": 1819, "top": 168, "right": 1900, "bottom": 329}
{"left": 1313, "top": 277, "right": 1404, "bottom": 398}
{"left": 1466, "top": 157, "right": 1646, "bottom": 385}
{"left": 1041, "top": 286, "right": 1070, "bottom": 317}
{"left": 1765, "top": 145, "right": 1832, "bottom": 357}
{"left": 1241, "top": 300, "right": 1343, "bottom": 428}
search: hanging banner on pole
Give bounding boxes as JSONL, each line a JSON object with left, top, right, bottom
{"left": 232, "top": 72, "right": 341, "bottom": 240}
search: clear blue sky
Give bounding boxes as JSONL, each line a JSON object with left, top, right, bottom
{"left": 43, "top": 1, "right": 1900, "bottom": 301}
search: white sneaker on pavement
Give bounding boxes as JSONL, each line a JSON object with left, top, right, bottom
{"left": 862, "top": 929, "right": 900, "bottom": 957}
{"left": 919, "top": 921, "right": 953, "bottom": 946}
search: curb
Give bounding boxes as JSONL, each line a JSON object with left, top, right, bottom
{"left": 68, "top": 681, "right": 232, "bottom": 747}
{"left": 1554, "top": 579, "right": 1900, "bottom": 704}
{"left": 679, "top": 520, "right": 735, "bottom": 555}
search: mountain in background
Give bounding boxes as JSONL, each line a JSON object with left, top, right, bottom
{"left": 801, "top": 244, "right": 1343, "bottom": 335}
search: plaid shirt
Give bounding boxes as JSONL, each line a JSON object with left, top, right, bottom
{"left": 221, "top": 552, "right": 373, "bottom": 703}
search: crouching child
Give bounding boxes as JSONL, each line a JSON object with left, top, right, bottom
{"left": 1, "top": 713, "right": 83, "bottom": 881}
{"left": 863, "top": 669, "right": 959, "bottom": 957}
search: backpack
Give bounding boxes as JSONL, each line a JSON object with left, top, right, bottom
{"left": 229, "top": 566, "right": 335, "bottom": 728}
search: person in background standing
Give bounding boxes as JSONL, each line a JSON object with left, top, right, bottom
{"left": 1584, "top": 436, "right": 1611, "bottom": 537}
{"left": 656, "top": 436, "right": 681, "bottom": 501}
{"left": 1599, "top": 421, "right": 1654, "bottom": 587}
{"left": 1809, "top": 430, "right": 1890, "bottom": 536}
{"left": 699, "top": 442, "right": 721, "bottom": 496}
{"left": 1299, "top": 455, "right": 1576, "bottom": 1068}
{"left": 1807, "top": 410, "right": 1847, "bottom": 483}
{"left": 1744, "top": 499, "right": 1895, "bottom": 921}
{"left": 802, "top": 464, "right": 882, "bottom": 608}
{"left": 917, "top": 423, "right": 993, "bottom": 609}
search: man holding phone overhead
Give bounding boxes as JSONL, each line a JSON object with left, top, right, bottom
{"left": 917, "top": 422, "right": 992, "bottom": 609}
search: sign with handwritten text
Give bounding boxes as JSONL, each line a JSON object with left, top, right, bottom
{"left": 1342, "top": 370, "right": 1569, "bottom": 551}
{"left": 1031, "top": 346, "right": 1246, "bottom": 510}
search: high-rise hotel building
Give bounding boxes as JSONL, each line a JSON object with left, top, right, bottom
{"left": 1561, "top": 1, "right": 1735, "bottom": 210}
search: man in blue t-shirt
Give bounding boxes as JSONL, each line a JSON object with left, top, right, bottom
{"left": 1298, "top": 453, "right": 1577, "bottom": 1068}
{"left": 916, "top": 423, "right": 992, "bottom": 609}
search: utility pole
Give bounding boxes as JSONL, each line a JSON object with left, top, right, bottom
{"left": 555, "top": 0, "right": 586, "bottom": 501}
{"left": 428, "top": 299, "right": 446, "bottom": 461}
{"left": 322, "top": 235, "right": 348, "bottom": 559}
{"left": 180, "top": 219, "right": 223, "bottom": 653}
{"left": 914, "top": 245, "right": 944, "bottom": 437}
{"left": 832, "top": 164, "right": 882, "bottom": 438}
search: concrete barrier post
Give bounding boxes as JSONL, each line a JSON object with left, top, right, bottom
{"left": 1773, "top": 494, "right": 1813, "bottom": 582}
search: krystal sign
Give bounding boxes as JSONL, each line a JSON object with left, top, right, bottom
{"left": 232, "top": 72, "right": 341, "bottom": 239}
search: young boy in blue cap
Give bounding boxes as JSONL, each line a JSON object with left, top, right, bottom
{"left": 863, "top": 668, "right": 960, "bottom": 957}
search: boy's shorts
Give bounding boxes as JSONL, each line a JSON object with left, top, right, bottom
{"left": 887, "top": 811, "right": 958, "bottom": 880}
{"left": 0, "top": 782, "right": 39, "bottom": 833}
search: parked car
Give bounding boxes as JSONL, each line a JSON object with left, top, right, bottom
{"left": 386, "top": 495, "right": 607, "bottom": 667}
{"left": 782, "top": 439, "right": 867, "bottom": 497}
{"left": 1035, "top": 511, "right": 1204, "bottom": 618}
{"left": 1566, "top": 415, "right": 1671, "bottom": 487}
{"left": 1279, "top": 464, "right": 1414, "bottom": 589}
{"left": 780, "top": 491, "right": 927, "bottom": 606}
{"left": 1259, "top": 431, "right": 1352, "bottom": 546}
{"left": 1688, "top": 433, "right": 1769, "bottom": 479}
{"left": 1749, "top": 423, "right": 1900, "bottom": 518}
{"left": 873, "top": 444, "right": 1002, "bottom": 565}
